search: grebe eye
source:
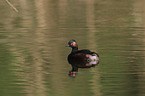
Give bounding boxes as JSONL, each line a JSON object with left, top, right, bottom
{"left": 71, "top": 43, "right": 73, "bottom": 45}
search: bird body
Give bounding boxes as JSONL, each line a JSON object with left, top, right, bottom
{"left": 66, "top": 40, "right": 99, "bottom": 68}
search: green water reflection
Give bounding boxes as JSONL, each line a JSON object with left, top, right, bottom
{"left": 0, "top": 0, "right": 145, "bottom": 96}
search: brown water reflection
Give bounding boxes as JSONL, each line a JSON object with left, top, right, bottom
{"left": 0, "top": 0, "right": 145, "bottom": 96}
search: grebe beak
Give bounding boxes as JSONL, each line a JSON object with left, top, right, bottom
{"left": 65, "top": 45, "right": 70, "bottom": 47}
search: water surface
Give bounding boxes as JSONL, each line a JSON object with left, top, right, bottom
{"left": 0, "top": 0, "right": 145, "bottom": 96}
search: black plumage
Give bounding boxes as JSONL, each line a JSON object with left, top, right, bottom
{"left": 66, "top": 40, "right": 99, "bottom": 77}
{"left": 66, "top": 40, "right": 99, "bottom": 68}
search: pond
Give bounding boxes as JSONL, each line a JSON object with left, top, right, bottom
{"left": 0, "top": 0, "right": 145, "bottom": 96}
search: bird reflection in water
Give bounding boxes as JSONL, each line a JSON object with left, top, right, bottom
{"left": 66, "top": 40, "right": 99, "bottom": 78}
